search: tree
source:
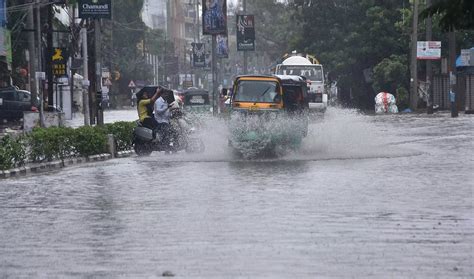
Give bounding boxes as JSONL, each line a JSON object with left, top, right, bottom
{"left": 419, "top": 0, "right": 474, "bottom": 31}
{"left": 284, "top": 0, "right": 414, "bottom": 108}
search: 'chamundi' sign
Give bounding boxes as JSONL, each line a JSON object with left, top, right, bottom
{"left": 79, "top": 0, "right": 111, "bottom": 19}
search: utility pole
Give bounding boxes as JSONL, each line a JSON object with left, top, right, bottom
{"left": 94, "top": 19, "right": 103, "bottom": 125}
{"left": 212, "top": 35, "right": 217, "bottom": 115}
{"left": 27, "top": 4, "right": 36, "bottom": 101}
{"left": 46, "top": 5, "right": 54, "bottom": 109}
{"left": 426, "top": 0, "right": 433, "bottom": 114}
{"left": 449, "top": 30, "right": 458, "bottom": 117}
{"left": 242, "top": 0, "right": 247, "bottom": 74}
{"left": 35, "top": 0, "right": 44, "bottom": 127}
{"left": 193, "top": 0, "right": 200, "bottom": 88}
{"left": 410, "top": 0, "right": 419, "bottom": 111}
{"left": 81, "top": 27, "right": 90, "bottom": 126}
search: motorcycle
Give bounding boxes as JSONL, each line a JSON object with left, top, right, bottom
{"left": 132, "top": 102, "right": 205, "bottom": 156}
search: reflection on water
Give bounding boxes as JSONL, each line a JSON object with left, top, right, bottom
{"left": 0, "top": 108, "right": 473, "bottom": 277}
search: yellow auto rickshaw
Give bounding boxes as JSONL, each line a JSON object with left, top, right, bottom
{"left": 228, "top": 75, "right": 309, "bottom": 158}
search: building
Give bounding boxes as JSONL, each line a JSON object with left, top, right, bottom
{"left": 142, "top": 0, "right": 202, "bottom": 88}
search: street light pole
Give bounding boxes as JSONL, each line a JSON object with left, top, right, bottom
{"left": 410, "top": 0, "right": 419, "bottom": 111}
{"left": 449, "top": 30, "right": 458, "bottom": 117}
{"left": 95, "top": 19, "right": 103, "bottom": 125}
{"left": 35, "top": 0, "right": 44, "bottom": 127}
{"left": 81, "top": 27, "right": 90, "bottom": 126}
{"left": 426, "top": 0, "right": 433, "bottom": 114}
{"left": 212, "top": 35, "right": 217, "bottom": 115}
{"left": 242, "top": 0, "right": 247, "bottom": 74}
{"left": 27, "top": 4, "right": 36, "bottom": 99}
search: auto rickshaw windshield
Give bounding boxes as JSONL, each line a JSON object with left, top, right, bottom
{"left": 234, "top": 80, "right": 280, "bottom": 103}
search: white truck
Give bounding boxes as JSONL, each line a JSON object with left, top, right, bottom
{"left": 275, "top": 55, "right": 327, "bottom": 112}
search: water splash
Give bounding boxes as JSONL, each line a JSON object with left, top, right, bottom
{"left": 146, "top": 107, "right": 415, "bottom": 162}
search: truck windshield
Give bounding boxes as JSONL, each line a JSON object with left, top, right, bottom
{"left": 276, "top": 65, "right": 323, "bottom": 82}
{"left": 234, "top": 80, "right": 280, "bottom": 103}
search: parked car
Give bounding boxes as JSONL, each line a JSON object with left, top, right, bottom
{"left": 0, "top": 87, "right": 38, "bottom": 120}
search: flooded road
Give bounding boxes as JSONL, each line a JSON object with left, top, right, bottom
{"left": 1, "top": 108, "right": 473, "bottom": 277}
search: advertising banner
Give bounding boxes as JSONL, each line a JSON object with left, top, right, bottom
{"left": 417, "top": 41, "right": 441, "bottom": 60}
{"left": 79, "top": 0, "right": 112, "bottom": 19}
{"left": 0, "top": 0, "right": 6, "bottom": 57}
{"left": 236, "top": 15, "right": 255, "bottom": 51}
{"left": 192, "top": 43, "right": 206, "bottom": 68}
{"left": 51, "top": 48, "right": 69, "bottom": 77}
{"left": 216, "top": 35, "right": 229, "bottom": 58}
{"left": 202, "top": 0, "right": 227, "bottom": 35}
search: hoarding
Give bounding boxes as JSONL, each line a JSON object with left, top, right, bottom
{"left": 459, "top": 49, "right": 474, "bottom": 67}
{"left": 78, "top": 0, "right": 112, "bottom": 19}
{"left": 202, "top": 0, "right": 227, "bottom": 35}
{"left": 216, "top": 35, "right": 229, "bottom": 58}
{"left": 236, "top": 15, "right": 255, "bottom": 51}
{"left": 51, "top": 48, "right": 68, "bottom": 77}
{"left": 417, "top": 41, "right": 441, "bottom": 60}
{"left": 192, "top": 43, "right": 206, "bottom": 68}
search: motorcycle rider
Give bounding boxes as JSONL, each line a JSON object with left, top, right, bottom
{"left": 137, "top": 87, "right": 161, "bottom": 130}
{"left": 154, "top": 88, "right": 173, "bottom": 149}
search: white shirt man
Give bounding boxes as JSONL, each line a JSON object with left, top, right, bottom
{"left": 154, "top": 95, "right": 170, "bottom": 124}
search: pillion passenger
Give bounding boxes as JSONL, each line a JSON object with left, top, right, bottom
{"left": 137, "top": 87, "right": 161, "bottom": 130}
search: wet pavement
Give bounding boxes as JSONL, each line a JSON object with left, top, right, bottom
{"left": 65, "top": 108, "right": 138, "bottom": 128}
{"left": 0, "top": 108, "right": 473, "bottom": 277}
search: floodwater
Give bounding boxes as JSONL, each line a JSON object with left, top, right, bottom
{"left": 1, "top": 108, "right": 473, "bottom": 277}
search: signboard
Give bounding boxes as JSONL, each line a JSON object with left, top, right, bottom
{"left": 202, "top": 0, "right": 227, "bottom": 35}
{"left": 78, "top": 0, "right": 112, "bottom": 19}
{"left": 51, "top": 48, "right": 68, "bottom": 77}
{"left": 184, "top": 80, "right": 193, "bottom": 88}
{"left": 236, "top": 15, "right": 255, "bottom": 51}
{"left": 103, "top": 78, "right": 112, "bottom": 86}
{"left": 192, "top": 43, "right": 206, "bottom": 68}
{"left": 417, "top": 41, "right": 441, "bottom": 60}
{"left": 0, "top": 0, "right": 6, "bottom": 57}
{"left": 459, "top": 49, "right": 474, "bottom": 67}
{"left": 216, "top": 34, "right": 229, "bottom": 58}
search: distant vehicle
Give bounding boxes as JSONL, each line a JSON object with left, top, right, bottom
{"left": 275, "top": 54, "right": 327, "bottom": 112}
{"left": 182, "top": 88, "right": 211, "bottom": 114}
{"left": 375, "top": 92, "right": 398, "bottom": 114}
{"left": 0, "top": 87, "right": 38, "bottom": 120}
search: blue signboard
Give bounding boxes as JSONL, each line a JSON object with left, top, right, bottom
{"left": 202, "top": 0, "right": 227, "bottom": 35}
{"left": 0, "top": 0, "right": 5, "bottom": 27}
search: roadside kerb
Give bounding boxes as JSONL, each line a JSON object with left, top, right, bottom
{"left": 0, "top": 151, "right": 135, "bottom": 179}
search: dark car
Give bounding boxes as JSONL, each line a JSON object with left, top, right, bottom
{"left": 0, "top": 87, "right": 38, "bottom": 120}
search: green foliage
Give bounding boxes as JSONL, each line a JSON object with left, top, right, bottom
{"left": 0, "top": 135, "right": 27, "bottom": 170}
{"left": 372, "top": 55, "right": 409, "bottom": 94}
{"left": 246, "top": 0, "right": 300, "bottom": 61}
{"left": 103, "top": 121, "right": 135, "bottom": 152}
{"left": 1, "top": 121, "right": 136, "bottom": 170}
{"left": 396, "top": 87, "right": 409, "bottom": 110}
{"left": 72, "top": 126, "right": 108, "bottom": 157}
{"left": 419, "top": 0, "right": 474, "bottom": 31}
{"left": 28, "top": 127, "right": 75, "bottom": 162}
{"left": 289, "top": 0, "right": 412, "bottom": 108}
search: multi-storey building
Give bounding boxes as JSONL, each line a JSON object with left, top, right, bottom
{"left": 142, "top": 0, "right": 201, "bottom": 67}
